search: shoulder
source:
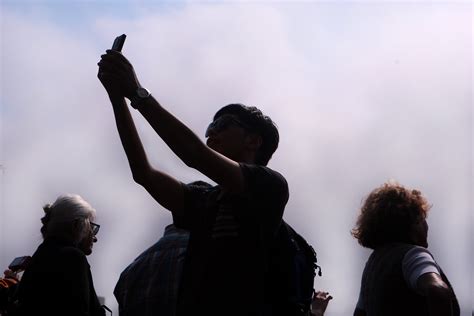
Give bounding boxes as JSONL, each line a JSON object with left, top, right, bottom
{"left": 402, "top": 245, "right": 440, "bottom": 291}
{"left": 373, "top": 243, "right": 421, "bottom": 260}
{"left": 402, "top": 245, "right": 437, "bottom": 268}
{"left": 59, "top": 245, "right": 87, "bottom": 259}
{"left": 239, "top": 163, "right": 286, "bottom": 180}
{"left": 35, "top": 241, "right": 87, "bottom": 263}
{"left": 239, "top": 163, "right": 288, "bottom": 192}
{"left": 57, "top": 246, "right": 89, "bottom": 270}
{"left": 22, "top": 243, "right": 89, "bottom": 288}
{"left": 404, "top": 245, "right": 434, "bottom": 259}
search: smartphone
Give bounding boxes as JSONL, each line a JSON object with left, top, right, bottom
{"left": 111, "top": 34, "right": 126, "bottom": 52}
{"left": 8, "top": 256, "right": 31, "bottom": 271}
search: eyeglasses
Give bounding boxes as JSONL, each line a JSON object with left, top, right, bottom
{"left": 205, "top": 115, "right": 250, "bottom": 137}
{"left": 90, "top": 222, "right": 100, "bottom": 236}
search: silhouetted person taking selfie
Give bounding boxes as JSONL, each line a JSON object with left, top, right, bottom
{"left": 352, "top": 182, "right": 459, "bottom": 316}
{"left": 98, "top": 45, "right": 288, "bottom": 316}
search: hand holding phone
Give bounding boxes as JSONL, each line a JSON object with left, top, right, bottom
{"left": 8, "top": 256, "right": 31, "bottom": 272}
{"left": 111, "top": 34, "right": 126, "bottom": 52}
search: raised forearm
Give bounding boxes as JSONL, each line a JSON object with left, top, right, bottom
{"left": 107, "top": 95, "right": 185, "bottom": 213}
{"left": 98, "top": 50, "right": 208, "bottom": 172}
{"left": 136, "top": 95, "right": 206, "bottom": 169}
{"left": 110, "top": 95, "right": 151, "bottom": 182}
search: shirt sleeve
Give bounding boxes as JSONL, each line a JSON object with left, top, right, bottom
{"left": 239, "top": 163, "right": 289, "bottom": 206}
{"left": 402, "top": 246, "right": 440, "bottom": 292}
{"left": 238, "top": 163, "right": 289, "bottom": 240}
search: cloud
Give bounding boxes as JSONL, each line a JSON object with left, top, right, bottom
{"left": 1, "top": 3, "right": 471, "bottom": 314}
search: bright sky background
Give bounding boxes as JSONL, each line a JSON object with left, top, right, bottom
{"left": 1, "top": 1, "right": 472, "bottom": 315}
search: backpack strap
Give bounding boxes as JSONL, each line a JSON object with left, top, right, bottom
{"left": 283, "top": 222, "right": 322, "bottom": 277}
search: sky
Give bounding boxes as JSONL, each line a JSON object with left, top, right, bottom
{"left": 0, "top": 1, "right": 472, "bottom": 315}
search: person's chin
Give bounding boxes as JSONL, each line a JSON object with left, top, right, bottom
{"left": 81, "top": 245, "right": 93, "bottom": 256}
{"left": 207, "top": 139, "right": 215, "bottom": 147}
{"left": 207, "top": 140, "right": 222, "bottom": 152}
{"left": 417, "top": 241, "right": 428, "bottom": 248}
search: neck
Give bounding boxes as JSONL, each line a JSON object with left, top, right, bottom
{"left": 237, "top": 150, "right": 256, "bottom": 164}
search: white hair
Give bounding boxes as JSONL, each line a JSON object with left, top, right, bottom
{"left": 41, "top": 194, "right": 96, "bottom": 243}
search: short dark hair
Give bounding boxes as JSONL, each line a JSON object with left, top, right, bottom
{"left": 213, "top": 104, "right": 279, "bottom": 166}
{"left": 351, "top": 182, "right": 430, "bottom": 249}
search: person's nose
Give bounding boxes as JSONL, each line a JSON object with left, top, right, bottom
{"left": 206, "top": 127, "right": 218, "bottom": 138}
{"left": 93, "top": 236, "right": 98, "bottom": 243}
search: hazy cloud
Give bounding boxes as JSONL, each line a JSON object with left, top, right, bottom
{"left": 1, "top": 3, "right": 471, "bottom": 315}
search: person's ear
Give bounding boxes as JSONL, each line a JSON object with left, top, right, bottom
{"left": 73, "top": 218, "right": 82, "bottom": 231}
{"left": 245, "top": 134, "right": 262, "bottom": 151}
{"left": 72, "top": 219, "right": 86, "bottom": 240}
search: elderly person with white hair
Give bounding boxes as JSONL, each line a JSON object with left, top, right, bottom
{"left": 16, "top": 194, "right": 105, "bottom": 316}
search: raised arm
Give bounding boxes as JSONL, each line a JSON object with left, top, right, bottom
{"left": 98, "top": 50, "right": 244, "bottom": 193}
{"left": 98, "top": 57, "right": 184, "bottom": 214}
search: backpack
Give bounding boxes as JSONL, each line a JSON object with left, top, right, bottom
{"left": 266, "top": 220, "right": 322, "bottom": 316}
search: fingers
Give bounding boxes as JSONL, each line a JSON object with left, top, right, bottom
{"left": 97, "top": 62, "right": 128, "bottom": 83}
{"left": 313, "top": 291, "right": 333, "bottom": 301}
{"left": 98, "top": 56, "right": 128, "bottom": 74}
{"left": 3, "top": 269, "right": 18, "bottom": 280}
{"left": 97, "top": 71, "right": 117, "bottom": 88}
{"left": 311, "top": 290, "right": 333, "bottom": 315}
{"left": 97, "top": 50, "right": 136, "bottom": 85}
{"left": 98, "top": 48, "right": 133, "bottom": 72}
{"left": 105, "top": 49, "right": 132, "bottom": 67}
{"left": 97, "top": 50, "right": 139, "bottom": 99}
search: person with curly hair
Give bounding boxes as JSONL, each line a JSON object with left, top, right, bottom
{"left": 352, "top": 182, "right": 459, "bottom": 316}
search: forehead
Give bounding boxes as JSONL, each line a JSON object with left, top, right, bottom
{"left": 213, "top": 113, "right": 241, "bottom": 121}
{"left": 205, "top": 115, "right": 249, "bottom": 137}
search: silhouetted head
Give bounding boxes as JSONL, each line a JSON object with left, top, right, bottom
{"left": 40, "top": 194, "right": 99, "bottom": 255}
{"left": 206, "top": 104, "right": 279, "bottom": 166}
{"left": 352, "top": 182, "right": 430, "bottom": 249}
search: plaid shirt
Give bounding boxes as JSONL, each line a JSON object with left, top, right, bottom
{"left": 114, "top": 225, "right": 190, "bottom": 316}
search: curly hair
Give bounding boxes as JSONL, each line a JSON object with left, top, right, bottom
{"left": 351, "top": 182, "right": 431, "bottom": 249}
{"left": 213, "top": 103, "right": 279, "bottom": 166}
